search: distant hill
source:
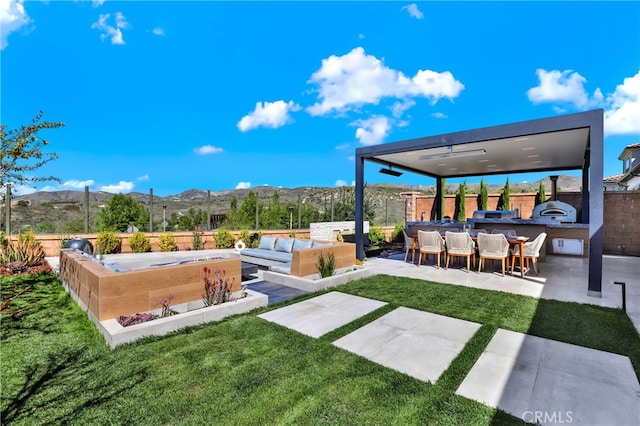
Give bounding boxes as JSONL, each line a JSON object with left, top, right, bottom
{"left": 6, "top": 175, "right": 583, "bottom": 231}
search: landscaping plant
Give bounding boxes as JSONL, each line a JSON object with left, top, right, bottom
{"left": 214, "top": 229, "right": 234, "bottom": 249}
{"left": 158, "top": 233, "right": 178, "bottom": 252}
{"left": 192, "top": 231, "right": 204, "bottom": 250}
{"left": 96, "top": 231, "right": 121, "bottom": 254}
{"left": 202, "top": 267, "right": 235, "bottom": 306}
{"left": 128, "top": 231, "right": 151, "bottom": 253}
{"left": 316, "top": 252, "right": 336, "bottom": 278}
{"left": 368, "top": 226, "right": 386, "bottom": 246}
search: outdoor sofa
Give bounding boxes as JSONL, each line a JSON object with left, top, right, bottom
{"left": 240, "top": 236, "right": 355, "bottom": 277}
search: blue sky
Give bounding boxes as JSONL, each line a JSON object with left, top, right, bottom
{"left": 2, "top": 1, "right": 639, "bottom": 196}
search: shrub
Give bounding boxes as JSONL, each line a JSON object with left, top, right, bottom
{"left": 35, "top": 221, "right": 56, "bottom": 233}
{"left": 96, "top": 231, "right": 121, "bottom": 254}
{"left": 158, "top": 233, "right": 178, "bottom": 252}
{"left": 249, "top": 231, "right": 263, "bottom": 248}
{"left": 0, "top": 229, "right": 46, "bottom": 267}
{"left": 368, "top": 226, "right": 386, "bottom": 246}
{"left": 316, "top": 252, "right": 335, "bottom": 278}
{"left": 237, "top": 230, "right": 251, "bottom": 248}
{"left": 128, "top": 231, "right": 151, "bottom": 253}
{"left": 391, "top": 223, "right": 405, "bottom": 243}
{"left": 192, "top": 231, "right": 204, "bottom": 250}
{"left": 59, "top": 234, "right": 71, "bottom": 248}
{"left": 214, "top": 229, "right": 234, "bottom": 249}
{"left": 289, "top": 230, "right": 297, "bottom": 238}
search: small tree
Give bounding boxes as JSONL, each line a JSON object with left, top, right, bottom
{"left": 97, "top": 193, "right": 149, "bottom": 232}
{"left": 537, "top": 181, "right": 546, "bottom": 205}
{"left": 499, "top": 178, "right": 511, "bottom": 211}
{"left": 455, "top": 182, "right": 467, "bottom": 222}
{"left": 479, "top": 178, "right": 488, "bottom": 210}
{"left": 1, "top": 111, "right": 64, "bottom": 190}
{"left": 439, "top": 178, "right": 446, "bottom": 219}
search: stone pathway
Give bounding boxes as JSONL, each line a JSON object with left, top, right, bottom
{"left": 456, "top": 329, "right": 640, "bottom": 425}
{"left": 258, "top": 292, "right": 386, "bottom": 338}
{"left": 334, "top": 306, "right": 481, "bottom": 383}
{"left": 260, "top": 292, "right": 640, "bottom": 425}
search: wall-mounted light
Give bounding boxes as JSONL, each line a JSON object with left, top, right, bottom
{"left": 379, "top": 167, "right": 402, "bottom": 177}
{"left": 419, "top": 146, "right": 486, "bottom": 160}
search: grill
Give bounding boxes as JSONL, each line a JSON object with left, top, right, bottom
{"left": 531, "top": 176, "right": 577, "bottom": 223}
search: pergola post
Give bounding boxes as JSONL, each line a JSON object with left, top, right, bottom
{"left": 355, "top": 155, "right": 365, "bottom": 260}
{"left": 587, "top": 110, "right": 604, "bottom": 296}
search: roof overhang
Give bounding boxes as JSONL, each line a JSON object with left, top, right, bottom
{"left": 357, "top": 111, "right": 595, "bottom": 179}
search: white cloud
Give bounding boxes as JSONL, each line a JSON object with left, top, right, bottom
{"left": 351, "top": 116, "right": 391, "bottom": 146}
{"left": 235, "top": 181, "right": 251, "bottom": 189}
{"left": 335, "top": 179, "right": 347, "bottom": 187}
{"left": 137, "top": 174, "right": 150, "bottom": 182}
{"left": 307, "top": 47, "right": 464, "bottom": 116}
{"left": 527, "top": 68, "right": 640, "bottom": 136}
{"left": 431, "top": 112, "right": 448, "bottom": 119}
{"left": 0, "top": 0, "right": 32, "bottom": 50}
{"left": 37, "top": 179, "right": 96, "bottom": 192}
{"left": 604, "top": 70, "right": 640, "bottom": 136}
{"left": 391, "top": 99, "right": 415, "bottom": 118}
{"left": 335, "top": 143, "right": 351, "bottom": 150}
{"left": 8, "top": 183, "right": 37, "bottom": 196}
{"left": 194, "top": 145, "right": 224, "bottom": 155}
{"left": 99, "top": 181, "right": 134, "bottom": 193}
{"left": 347, "top": 155, "right": 355, "bottom": 161}
{"left": 62, "top": 179, "right": 95, "bottom": 189}
{"left": 237, "top": 100, "right": 301, "bottom": 132}
{"left": 92, "top": 0, "right": 105, "bottom": 7}
{"left": 152, "top": 27, "right": 165, "bottom": 36}
{"left": 401, "top": 3, "right": 424, "bottom": 19}
{"left": 91, "top": 12, "right": 129, "bottom": 45}
{"left": 526, "top": 69, "right": 597, "bottom": 109}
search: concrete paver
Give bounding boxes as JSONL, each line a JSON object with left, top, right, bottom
{"left": 257, "top": 291, "right": 386, "bottom": 338}
{"left": 456, "top": 328, "right": 640, "bottom": 425}
{"left": 333, "top": 307, "right": 481, "bottom": 383}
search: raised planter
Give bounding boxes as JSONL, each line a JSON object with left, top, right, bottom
{"left": 67, "top": 287, "right": 268, "bottom": 348}
{"left": 262, "top": 266, "right": 374, "bottom": 293}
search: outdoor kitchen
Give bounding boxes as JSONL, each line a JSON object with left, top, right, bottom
{"left": 405, "top": 176, "right": 589, "bottom": 260}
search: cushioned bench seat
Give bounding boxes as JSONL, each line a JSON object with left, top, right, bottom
{"left": 242, "top": 248, "right": 293, "bottom": 263}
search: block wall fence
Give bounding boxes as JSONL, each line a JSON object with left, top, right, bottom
{"left": 12, "top": 191, "right": 640, "bottom": 258}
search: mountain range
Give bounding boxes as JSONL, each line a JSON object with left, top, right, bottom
{"left": 6, "top": 175, "right": 583, "bottom": 230}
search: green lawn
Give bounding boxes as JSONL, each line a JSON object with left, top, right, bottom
{"left": 2, "top": 272, "right": 638, "bottom": 425}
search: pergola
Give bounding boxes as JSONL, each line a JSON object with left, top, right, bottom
{"left": 354, "top": 109, "right": 604, "bottom": 296}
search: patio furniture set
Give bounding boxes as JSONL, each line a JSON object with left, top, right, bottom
{"left": 404, "top": 229, "right": 547, "bottom": 277}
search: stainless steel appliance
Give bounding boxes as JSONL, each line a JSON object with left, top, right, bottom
{"left": 531, "top": 176, "right": 577, "bottom": 223}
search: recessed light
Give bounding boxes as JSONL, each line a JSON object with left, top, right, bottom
{"left": 532, "top": 160, "right": 543, "bottom": 164}
{"left": 437, "top": 163, "right": 447, "bottom": 166}
{"left": 479, "top": 159, "right": 489, "bottom": 162}
{"left": 487, "top": 164, "right": 497, "bottom": 167}
{"left": 448, "top": 167, "right": 458, "bottom": 171}
{"left": 527, "top": 154, "right": 540, "bottom": 158}
{"left": 515, "top": 137, "right": 530, "bottom": 141}
{"left": 521, "top": 147, "right": 536, "bottom": 151}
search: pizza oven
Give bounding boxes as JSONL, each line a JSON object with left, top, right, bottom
{"left": 531, "top": 176, "right": 577, "bottom": 223}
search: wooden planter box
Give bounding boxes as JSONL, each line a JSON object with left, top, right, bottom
{"left": 59, "top": 249, "right": 242, "bottom": 320}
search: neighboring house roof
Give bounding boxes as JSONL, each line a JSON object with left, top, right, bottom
{"left": 603, "top": 174, "right": 625, "bottom": 184}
